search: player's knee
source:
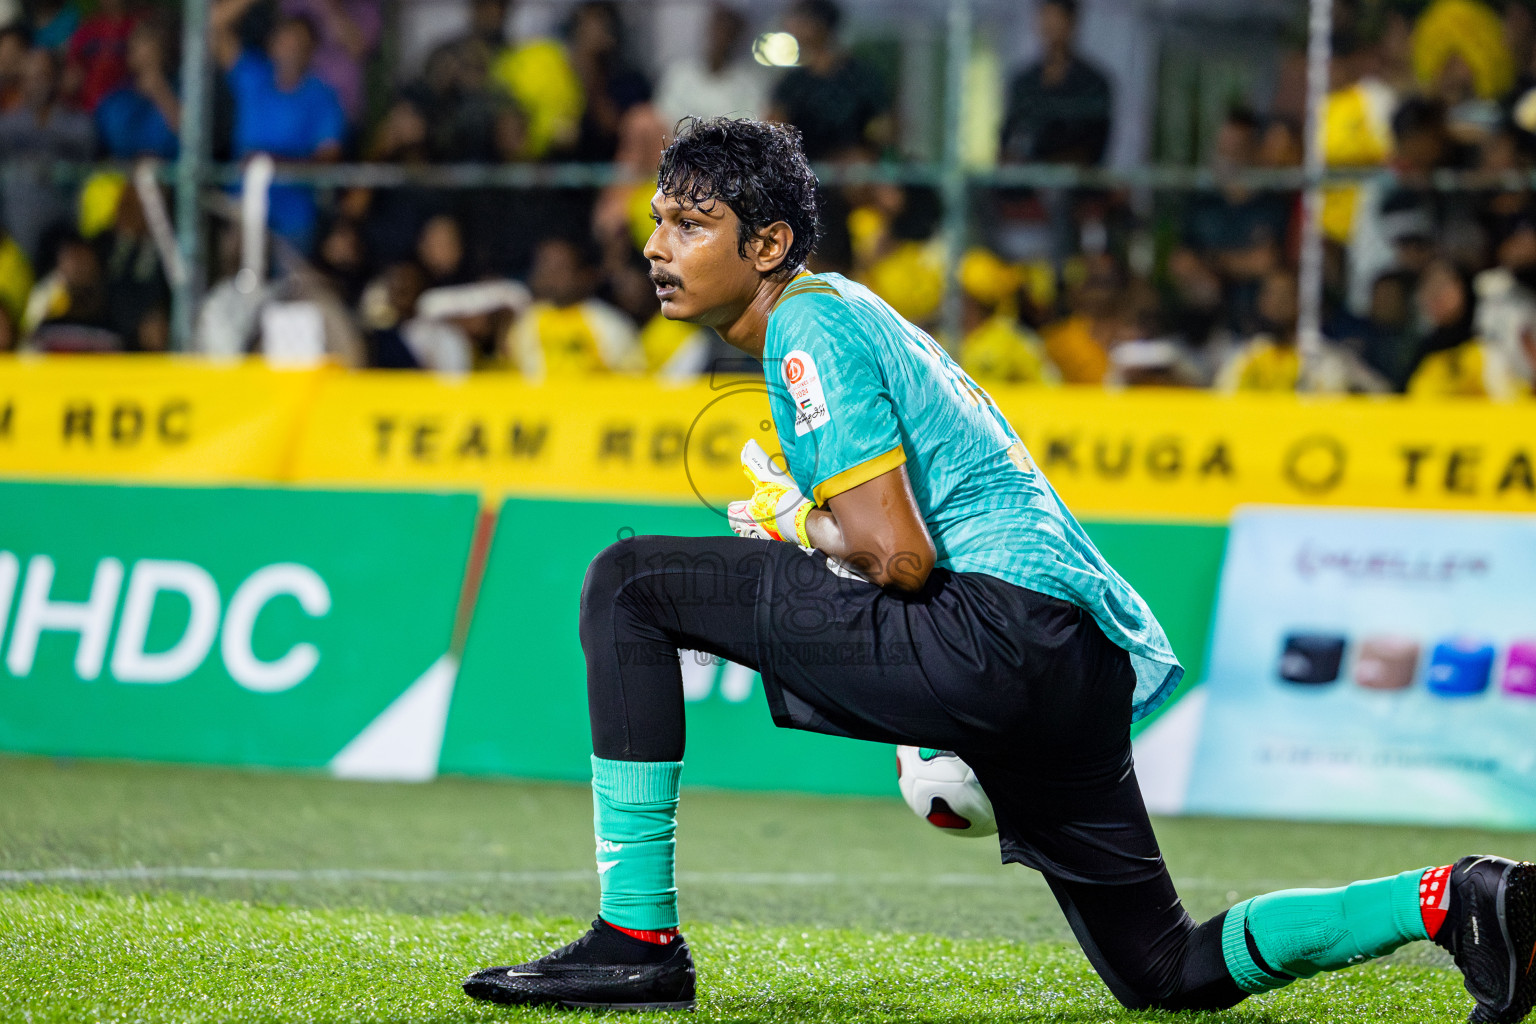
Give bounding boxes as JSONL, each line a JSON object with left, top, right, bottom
{"left": 579, "top": 537, "right": 665, "bottom": 645}
{"left": 1142, "top": 912, "right": 1248, "bottom": 1013}
{"left": 1144, "top": 985, "right": 1247, "bottom": 1013}
{"left": 1081, "top": 909, "right": 1246, "bottom": 1013}
{"left": 1093, "top": 964, "right": 1169, "bottom": 1011}
{"left": 580, "top": 541, "right": 632, "bottom": 630}
{"left": 1100, "top": 965, "right": 1243, "bottom": 1014}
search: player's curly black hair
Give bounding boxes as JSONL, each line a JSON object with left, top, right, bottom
{"left": 655, "top": 117, "right": 820, "bottom": 281}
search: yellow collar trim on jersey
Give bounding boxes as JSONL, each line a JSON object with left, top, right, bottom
{"left": 771, "top": 271, "right": 832, "bottom": 313}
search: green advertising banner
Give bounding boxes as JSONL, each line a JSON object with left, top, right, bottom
{"left": 437, "top": 499, "right": 903, "bottom": 793}
{"left": 0, "top": 482, "right": 478, "bottom": 774}
{"left": 0, "top": 482, "right": 1223, "bottom": 792}
{"left": 440, "top": 498, "right": 1226, "bottom": 795}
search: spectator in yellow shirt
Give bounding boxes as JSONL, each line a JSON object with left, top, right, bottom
{"left": 1319, "top": 49, "right": 1397, "bottom": 245}
{"left": 1407, "top": 259, "right": 1533, "bottom": 397}
{"left": 956, "top": 248, "right": 1058, "bottom": 386}
{"left": 454, "top": 0, "right": 582, "bottom": 159}
{"left": 1216, "top": 268, "right": 1386, "bottom": 392}
{"left": 502, "top": 237, "right": 642, "bottom": 380}
{"left": 1040, "top": 255, "right": 1126, "bottom": 384}
{"left": 0, "top": 226, "right": 33, "bottom": 347}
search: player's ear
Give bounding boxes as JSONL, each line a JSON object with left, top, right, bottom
{"left": 749, "top": 222, "right": 794, "bottom": 275}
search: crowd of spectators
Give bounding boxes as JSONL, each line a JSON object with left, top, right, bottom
{"left": 0, "top": 0, "right": 1531, "bottom": 398}
{"left": 974, "top": 0, "right": 1536, "bottom": 398}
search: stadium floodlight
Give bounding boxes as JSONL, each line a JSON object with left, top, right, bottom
{"left": 752, "top": 32, "right": 799, "bottom": 67}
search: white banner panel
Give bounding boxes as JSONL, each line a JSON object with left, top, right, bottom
{"left": 1186, "top": 506, "right": 1536, "bottom": 828}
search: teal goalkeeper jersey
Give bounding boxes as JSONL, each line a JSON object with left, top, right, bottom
{"left": 764, "top": 272, "right": 1182, "bottom": 722}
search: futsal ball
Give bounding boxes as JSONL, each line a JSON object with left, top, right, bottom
{"left": 894, "top": 746, "right": 997, "bottom": 838}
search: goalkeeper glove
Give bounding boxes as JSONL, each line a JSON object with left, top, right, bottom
{"left": 728, "top": 439, "right": 815, "bottom": 548}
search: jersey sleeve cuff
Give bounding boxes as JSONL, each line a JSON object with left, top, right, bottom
{"left": 811, "top": 445, "right": 907, "bottom": 506}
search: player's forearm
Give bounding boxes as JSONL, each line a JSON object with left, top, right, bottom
{"left": 802, "top": 507, "right": 934, "bottom": 593}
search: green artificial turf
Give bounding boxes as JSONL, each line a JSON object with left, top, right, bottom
{"left": 3, "top": 755, "right": 1535, "bottom": 1022}
{"left": 0, "top": 887, "right": 1478, "bottom": 1024}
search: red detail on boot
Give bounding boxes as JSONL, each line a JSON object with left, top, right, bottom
{"left": 606, "top": 921, "right": 681, "bottom": 945}
{"left": 1420, "top": 865, "right": 1453, "bottom": 939}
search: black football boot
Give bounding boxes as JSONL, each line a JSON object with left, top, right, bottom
{"left": 463, "top": 918, "right": 696, "bottom": 1011}
{"left": 1433, "top": 856, "right": 1536, "bottom": 1023}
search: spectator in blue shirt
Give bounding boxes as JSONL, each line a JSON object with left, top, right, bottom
{"left": 211, "top": 0, "right": 345, "bottom": 254}
{"left": 95, "top": 19, "right": 179, "bottom": 159}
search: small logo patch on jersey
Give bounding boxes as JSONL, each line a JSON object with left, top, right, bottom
{"left": 784, "top": 349, "right": 830, "bottom": 435}
{"left": 1006, "top": 441, "right": 1035, "bottom": 475}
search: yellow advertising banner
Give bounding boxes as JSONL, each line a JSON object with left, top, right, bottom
{"left": 289, "top": 372, "right": 777, "bottom": 508}
{"left": 998, "top": 389, "right": 1536, "bottom": 519}
{"left": 0, "top": 356, "right": 325, "bottom": 482}
{"left": 291, "top": 372, "right": 1536, "bottom": 519}
{"left": 0, "top": 356, "right": 1532, "bottom": 521}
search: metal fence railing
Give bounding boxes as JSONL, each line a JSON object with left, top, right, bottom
{"left": 3, "top": 0, "right": 1394, "bottom": 368}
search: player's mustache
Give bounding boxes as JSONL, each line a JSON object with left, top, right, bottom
{"left": 650, "top": 270, "right": 683, "bottom": 289}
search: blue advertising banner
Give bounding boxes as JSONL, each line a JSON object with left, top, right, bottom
{"left": 1185, "top": 507, "right": 1536, "bottom": 829}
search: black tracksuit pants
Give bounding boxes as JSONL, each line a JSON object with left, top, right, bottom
{"left": 580, "top": 534, "right": 1244, "bottom": 1011}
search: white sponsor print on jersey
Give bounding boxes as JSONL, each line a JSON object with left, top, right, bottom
{"left": 783, "top": 349, "right": 831, "bottom": 435}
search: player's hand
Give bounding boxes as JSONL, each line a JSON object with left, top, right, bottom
{"left": 728, "top": 440, "right": 814, "bottom": 547}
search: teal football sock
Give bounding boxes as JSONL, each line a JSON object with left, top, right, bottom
{"left": 590, "top": 755, "right": 683, "bottom": 931}
{"left": 1221, "top": 868, "right": 1430, "bottom": 993}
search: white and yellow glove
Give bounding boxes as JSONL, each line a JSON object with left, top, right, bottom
{"left": 728, "top": 439, "right": 814, "bottom": 548}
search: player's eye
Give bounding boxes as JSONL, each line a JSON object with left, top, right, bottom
{"left": 680, "top": 219, "right": 698, "bottom": 232}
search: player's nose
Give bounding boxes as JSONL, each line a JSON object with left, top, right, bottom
{"left": 643, "top": 225, "right": 669, "bottom": 264}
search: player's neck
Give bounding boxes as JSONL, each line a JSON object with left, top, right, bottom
{"left": 715, "top": 272, "right": 798, "bottom": 360}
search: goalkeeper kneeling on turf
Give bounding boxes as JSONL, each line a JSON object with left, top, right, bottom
{"left": 462, "top": 116, "right": 1536, "bottom": 1023}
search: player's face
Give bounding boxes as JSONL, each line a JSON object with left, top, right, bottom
{"left": 644, "top": 190, "right": 764, "bottom": 326}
